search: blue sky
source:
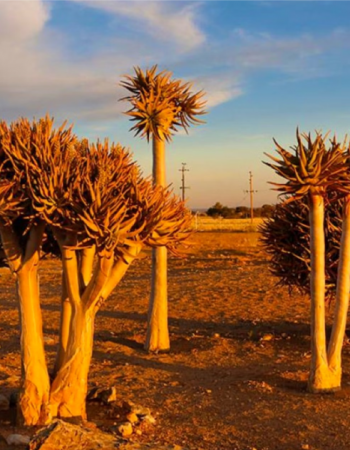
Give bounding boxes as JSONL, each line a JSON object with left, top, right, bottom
{"left": 1, "top": 1, "right": 350, "bottom": 208}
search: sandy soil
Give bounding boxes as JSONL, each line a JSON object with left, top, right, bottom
{"left": 0, "top": 231, "right": 349, "bottom": 450}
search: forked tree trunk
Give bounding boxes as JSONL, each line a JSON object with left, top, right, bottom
{"left": 49, "top": 304, "right": 95, "bottom": 420}
{"left": 54, "top": 247, "right": 95, "bottom": 376}
{"left": 49, "top": 247, "right": 139, "bottom": 420}
{"left": 308, "top": 193, "right": 339, "bottom": 392}
{"left": 327, "top": 195, "right": 350, "bottom": 387}
{"left": 145, "top": 136, "right": 170, "bottom": 352}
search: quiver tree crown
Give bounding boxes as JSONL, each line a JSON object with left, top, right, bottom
{"left": 2, "top": 124, "right": 192, "bottom": 259}
{"left": 120, "top": 65, "right": 206, "bottom": 141}
{"left": 264, "top": 130, "right": 350, "bottom": 200}
{"left": 0, "top": 116, "right": 77, "bottom": 263}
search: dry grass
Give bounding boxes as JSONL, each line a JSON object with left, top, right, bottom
{"left": 192, "top": 215, "right": 264, "bottom": 232}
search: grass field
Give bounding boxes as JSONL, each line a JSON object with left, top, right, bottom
{"left": 192, "top": 215, "right": 265, "bottom": 232}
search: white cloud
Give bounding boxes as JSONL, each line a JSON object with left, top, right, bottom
{"left": 196, "top": 75, "right": 243, "bottom": 108}
{"left": 0, "top": 0, "right": 49, "bottom": 43}
{"left": 69, "top": 0, "right": 205, "bottom": 52}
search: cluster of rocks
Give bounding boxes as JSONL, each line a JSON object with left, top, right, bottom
{"left": 0, "top": 388, "right": 158, "bottom": 446}
{"left": 87, "top": 386, "right": 156, "bottom": 438}
{"left": 29, "top": 420, "right": 185, "bottom": 450}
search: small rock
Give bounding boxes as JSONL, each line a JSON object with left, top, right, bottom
{"left": 43, "top": 336, "right": 55, "bottom": 345}
{"left": 141, "top": 414, "right": 156, "bottom": 424}
{"left": 117, "top": 422, "right": 133, "bottom": 437}
{"left": 135, "top": 429, "right": 142, "bottom": 436}
{"left": 0, "top": 394, "right": 9, "bottom": 410}
{"left": 123, "top": 400, "right": 151, "bottom": 416}
{"left": 260, "top": 333, "right": 274, "bottom": 342}
{"left": 301, "top": 445, "right": 310, "bottom": 450}
{"left": 7, "top": 434, "right": 30, "bottom": 446}
{"left": 213, "top": 333, "right": 220, "bottom": 338}
{"left": 87, "top": 386, "right": 116, "bottom": 404}
{"left": 126, "top": 412, "right": 139, "bottom": 424}
{"left": 205, "top": 389, "right": 212, "bottom": 394}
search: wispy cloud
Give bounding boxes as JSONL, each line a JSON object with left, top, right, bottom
{"left": 196, "top": 75, "right": 243, "bottom": 108}
{"left": 229, "top": 28, "right": 350, "bottom": 77}
{"left": 69, "top": 0, "right": 205, "bottom": 52}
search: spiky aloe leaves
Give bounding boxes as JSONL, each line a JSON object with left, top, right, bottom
{"left": 120, "top": 65, "right": 206, "bottom": 142}
{"left": 264, "top": 130, "right": 350, "bottom": 200}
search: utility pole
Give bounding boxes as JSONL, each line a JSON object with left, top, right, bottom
{"left": 179, "top": 163, "right": 189, "bottom": 202}
{"left": 245, "top": 171, "right": 257, "bottom": 224}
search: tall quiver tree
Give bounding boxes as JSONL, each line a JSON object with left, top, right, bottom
{"left": 264, "top": 130, "right": 350, "bottom": 392}
{"left": 120, "top": 66, "right": 206, "bottom": 351}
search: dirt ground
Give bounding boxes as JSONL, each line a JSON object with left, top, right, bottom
{"left": 0, "top": 231, "right": 349, "bottom": 450}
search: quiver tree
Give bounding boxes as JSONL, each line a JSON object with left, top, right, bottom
{"left": 264, "top": 130, "right": 350, "bottom": 392}
{"left": 121, "top": 65, "right": 206, "bottom": 352}
{"left": 0, "top": 117, "right": 76, "bottom": 425}
{"left": 3, "top": 118, "right": 192, "bottom": 424}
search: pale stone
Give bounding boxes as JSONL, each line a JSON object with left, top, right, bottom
{"left": 123, "top": 400, "right": 151, "bottom": 417}
{"left": 117, "top": 422, "right": 133, "bottom": 437}
{"left": 141, "top": 414, "right": 156, "bottom": 424}
{"left": 43, "top": 336, "right": 55, "bottom": 345}
{"left": 126, "top": 412, "right": 139, "bottom": 424}
{"left": 7, "top": 434, "right": 30, "bottom": 445}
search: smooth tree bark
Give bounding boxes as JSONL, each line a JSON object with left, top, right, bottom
{"left": 145, "top": 136, "right": 170, "bottom": 352}
{"left": 53, "top": 246, "right": 96, "bottom": 377}
{"left": 327, "top": 195, "right": 350, "bottom": 384}
{"left": 49, "top": 238, "right": 141, "bottom": 419}
{"left": 307, "top": 193, "right": 335, "bottom": 392}
{"left": 0, "top": 223, "right": 50, "bottom": 425}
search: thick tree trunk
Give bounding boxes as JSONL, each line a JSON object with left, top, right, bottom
{"left": 49, "top": 305, "right": 94, "bottom": 421}
{"left": 0, "top": 224, "right": 50, "bottom": 425}
{"left": 327, "top": 195, "right": 350, "bottom": 387}
{"left": 17, "top": 268, "right": 50, "bottom": 425}
{"left": 308, "top": 193, "right": 338, "bottom": 392}
{"left": 145, "top": 136, "right": 170, "bottom": 352}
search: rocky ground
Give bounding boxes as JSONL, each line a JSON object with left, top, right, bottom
{"left": 0, "top": 232, "right": 349, "bottom": 449}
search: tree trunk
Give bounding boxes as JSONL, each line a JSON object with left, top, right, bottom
{"left": 53, "top": 274, "right": 71, "bottom": 376}
{"left": 17, "top": 267, "right": 51, "bottom": 425}
{"left": 49, "top": 305, "right": 94, "bottom": 421}
{"left": 308, "top": 193, "right": 337, "bottom": 392}
{"left": 145, "top": 136, "right": 170, "bottom": 352}
{"left": 327, "top": 195, "right": 350, "bottom": 388}
{"left": 0, "top": 223, "right": 50, "bottom": 425}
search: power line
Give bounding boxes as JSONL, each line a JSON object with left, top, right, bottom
{"left": 179, "top": 163, "right": 189, "bottom": 202}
